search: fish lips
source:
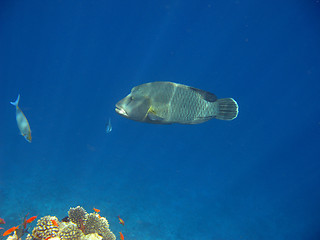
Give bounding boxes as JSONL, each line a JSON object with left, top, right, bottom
{"left": 115, "top": 106, "right": 128, "bottom": 117}
{"left": 115, "top": 99, "right": 129, "bottom": 117}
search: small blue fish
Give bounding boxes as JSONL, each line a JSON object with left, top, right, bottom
{"left": 106, "top": 118, "right": 112, "bottom": 133}
{"left": 10, "top": 94, "right": 32, "bottom": 142}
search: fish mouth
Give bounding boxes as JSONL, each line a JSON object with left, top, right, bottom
{"left": 115, "top": 106, "right": 128, "bottom": 116}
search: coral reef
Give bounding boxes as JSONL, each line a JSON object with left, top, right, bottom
{"left": 68, "top": 206, "right": 88, "bottom": 228}
{"left": 5, "top": 206, "right": 115, "bottom": 240}
{"left": 6, "top": 232, "right": 19, "bottom": 240}
{"left": 32, "top": 216, "right": 60, "bottom": 240}
{"left": 83, "top": 233, "right": 102, "bottom": 240}
{"left": 59, "top": 223, "right": 83, "bottom": 240}
{"left": 26, "top": 234, "right": 32, "bottom": 240}
{"left": 84, "top": 214, "right": 115, "bottom": 240}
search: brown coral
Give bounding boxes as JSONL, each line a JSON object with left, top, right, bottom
{"left": 59, "top": 223, "right": 83, "bottom": 240}
{"left": 84, "top": 213, "right": 115, "bottom": 240}
{"left": 68, "top": 206, "right": 88, "bottom": 228}
{"left": 32, "top": 216, "right": 59, "bottom": 240}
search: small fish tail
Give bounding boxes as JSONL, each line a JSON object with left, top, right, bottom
{"left": 10, "top": 94, "right": 20, "bottom": 107}
{"left": 215, "top": 98, "right": 239, "bottom": 120}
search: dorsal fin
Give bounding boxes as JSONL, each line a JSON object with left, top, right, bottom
{"left": 189, "top": 87, "right": 217, "bottom": 102}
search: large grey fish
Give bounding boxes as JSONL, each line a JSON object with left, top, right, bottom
{"left": 115, "top": 81, "right": 238, "bottom": 124}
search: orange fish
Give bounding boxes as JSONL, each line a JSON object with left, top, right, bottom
{"left": 2, "top": 226, "right": 19, "bottom": 236}
{"left": 119, "top": 232, "right": 124, "bottom": 240}
{"left": 26, "top": 216, "right": 37, "bottom": 224}
{"left": 51, "top": 219, "right": 58, "bottom": 227}
{"left": 44, "top": 237, "right": 51, "bottom": 240}
{"left": 93, "top": 208, "right": 100, "bottom": 213}
{"left": 117, "top": 216, "right": 124, "bottom": 226}
{"left": 0, "top": 218, "right": 5, "bottom": 224}
{"left": 79, "top": 219, "right": 85, "bottom": 233}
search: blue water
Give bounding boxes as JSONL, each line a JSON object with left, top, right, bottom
{"left": 1, "top": 1, "right": 320, "bottom": 239}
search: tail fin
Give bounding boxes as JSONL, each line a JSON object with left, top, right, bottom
{"left": 10, "top": 94, "right": 20, "bottom": 107}
{"left": 215, "top": 98, "right": 238, "bottom": 120}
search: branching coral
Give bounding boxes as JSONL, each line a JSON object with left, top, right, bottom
{"left": 32, "top": 216, "right": 60, "bottom": 240}
{"left": 59, "top": 223, "right": 83, "bottom": 240}
{"left": 68, "top": 206, "right": 88, "bottom": 229}
{"left": 84, "top": 214, "right": 115, "bottom": 240}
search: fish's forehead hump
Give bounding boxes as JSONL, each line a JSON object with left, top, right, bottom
{"left": 130, "top": 86, "right": 140, "bottom": 95}
{"left": 130, "top": 86, "right": 137, "bottom": 92}
{"left": 131, "top": 83, "right": 149, "bottom": 94}
{"left": 131, "top": 84, "right": 142, "bottom": 92}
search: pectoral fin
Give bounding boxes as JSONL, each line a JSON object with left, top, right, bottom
{"left": 145, "top": 108, "right": 165, "bottom": 122}
{"left": 147, "top": 112, "right": 165, "bottom": 121}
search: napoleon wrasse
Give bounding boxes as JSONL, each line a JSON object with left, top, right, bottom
{"left": 115, "top": 81, "right": 238, "bottom": 124}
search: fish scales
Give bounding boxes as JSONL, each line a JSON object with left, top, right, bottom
{"left": 152, "top": 82, "right": 219, "bottom": 122}
{"left": 140, "top": 82, "right": 208, "bottom": 122}
{"left": 168, "top": 84, "right": 208, "bottom": 122}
